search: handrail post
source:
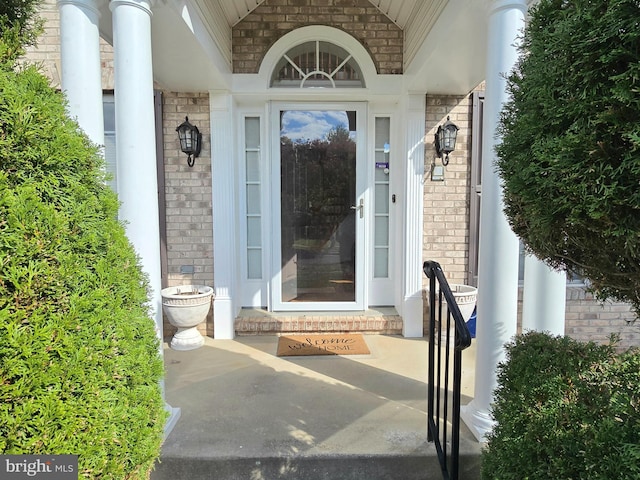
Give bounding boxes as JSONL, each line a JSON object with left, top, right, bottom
{"left": 425, "top": 262, "right": 437, "bottom": 443}
{"left": 423, "top": 260, "right": 472, "bottom": 480}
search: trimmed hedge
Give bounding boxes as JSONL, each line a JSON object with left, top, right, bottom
{"left": 482, "top": 332, "right": 640, "bottom": 479}
{"left": 0, "top": 31, "right": 166, "bottom": 480}
{"left": 496, "top": 0, "right": 640, "bottom": 315}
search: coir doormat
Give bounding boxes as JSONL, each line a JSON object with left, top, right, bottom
{"left": 277, "top": 334, "right": 370, "bottom": 357}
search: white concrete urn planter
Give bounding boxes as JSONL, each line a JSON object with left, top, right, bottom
{"left": 448, "top": 284, "right": 478, "bottom": 323}
{"left": 161, "top": 285, "right": 214, "bottom": 351}
{"left": 427, "top": 284, "right": 478, "bottom": 341}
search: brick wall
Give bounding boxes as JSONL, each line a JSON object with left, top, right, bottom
{"left": 232, "top": 0, "right": 403, "bottom": 74}
{"left": 423, "top": 94, "right": 472, "bottom": 286}
{"left": 22, "top": 0, "right": 60, "bottom": 86}
{"left": 564, "top": 288, "right": 639, "bottom": 351}
{"left": 161, "top": 92, "right": 214, "bottom": 338}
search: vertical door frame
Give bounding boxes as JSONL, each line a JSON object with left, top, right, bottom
{"left": 269, "top": 101, "right": 369, "bottom": 311}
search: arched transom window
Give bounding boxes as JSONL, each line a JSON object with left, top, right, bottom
{"left": 270, "top": 40, "right": 365, "bottom": 88}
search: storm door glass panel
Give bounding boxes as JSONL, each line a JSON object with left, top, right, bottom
{"left": 280, "top": 110, "right": 357, "bottom": 302}
{"left": 374, "top": 117, "right": 390, "bottom": 278}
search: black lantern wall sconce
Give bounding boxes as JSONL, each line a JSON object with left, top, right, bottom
{"left": 434, "top": 115, "right": 459, "bottom": 166}
{"left": 176, "top": 116, "right": 202, "bottom": 167}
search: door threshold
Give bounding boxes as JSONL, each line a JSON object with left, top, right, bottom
{"left": 235, "top": 307, "right": 402, "bottom": 336}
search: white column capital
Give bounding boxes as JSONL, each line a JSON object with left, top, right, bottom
{"left": 109, "top": 0, "right": 153, "bottom": 15}
{"left": 57, "top": 0, "right": 101, "bottom": 16}
{"left": 489, "top": 0, "right": 527, "bottom": 15}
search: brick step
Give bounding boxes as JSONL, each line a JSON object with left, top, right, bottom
{"left": 234, "top": 308, "right": 403, "bottom": 335}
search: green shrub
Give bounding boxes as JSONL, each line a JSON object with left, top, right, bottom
{"left": 0, "top": 0, "right": 43, "bottom": 65}
{"left": 496, "top": 0, "right": 640, "bottom": 315}
{"left": 482, "top": 332, "right": 640, "bottom": 480}
{"left": 0, "top": 31, "right": 166, "bottom": 480}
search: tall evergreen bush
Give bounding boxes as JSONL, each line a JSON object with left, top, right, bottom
{"left": 496, "top": 0, "right": 640, "bottom": 315}
{"left": 482, "top": 332, "right": 640, "bottom": 479}
{"left": 0, "top": 5, "right": 167, "bottom": 478}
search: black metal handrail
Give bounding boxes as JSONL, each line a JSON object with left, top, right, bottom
{"left": 423, "top": 260, "right": 472, "bottom": 480}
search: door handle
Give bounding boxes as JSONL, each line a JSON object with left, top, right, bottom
{"left": 350, "top": 199, "right": 364, "bottom": 219}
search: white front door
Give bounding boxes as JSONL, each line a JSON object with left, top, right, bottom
{"left": 271, "top": 103, "right": 368, "bottom": 311}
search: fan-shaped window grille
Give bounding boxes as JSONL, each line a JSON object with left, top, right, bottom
{"left": 270, "top": 41, "right": 365, "bottom": 88}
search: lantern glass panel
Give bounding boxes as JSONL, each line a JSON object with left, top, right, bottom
{"left": 443, "top": 126, "right": 456, "bottom": 151}
{"left": 178, "top": 128, "right": 194, "bottom": 154}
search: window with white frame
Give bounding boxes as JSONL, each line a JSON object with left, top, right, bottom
{"left": 245, "top": 117, "right": 263, "bottom": 279}
{"left": 103, "top": 94, "right": 117, "bottom": 192}
{"left": 270, "top": 40, "right": 365, "bottom": 88}
{"left": 374, "top": 117, "right": 391, "bottom": 278}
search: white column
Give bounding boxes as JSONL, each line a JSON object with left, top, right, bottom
{"left": 110, "top": 0, "right": 159, "bottom": 327}
{"left": 210, "top": 91, "right": 237, "bottom": 339}
{"left": 110, "top": 0, "right": 180, "bottom": 436}
{"left": 401, "top": 94, "right": 426, "bottom": 338}
{"left": 460, "top": 0, "right": 527, "bottom": 442}
{"left": 522, "top": 255, "right": 566, "bottom": 335}
{"left": 57, "top": 0, "right": 104, "bottom": 147}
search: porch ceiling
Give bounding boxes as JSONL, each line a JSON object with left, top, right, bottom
{"left": 216, "top": 1, "right": 423, "bottom": 29}
{"left": 99, "top": 0, "right": 505, "bottom": 94}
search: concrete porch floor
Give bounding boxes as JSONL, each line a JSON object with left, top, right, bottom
{"left": 152, "top": 335, "right": 481, "bottom": 480}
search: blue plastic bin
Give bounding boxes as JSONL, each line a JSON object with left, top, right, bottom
{"left": 466, "top": 307, "right": 477, "bottom": 338}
